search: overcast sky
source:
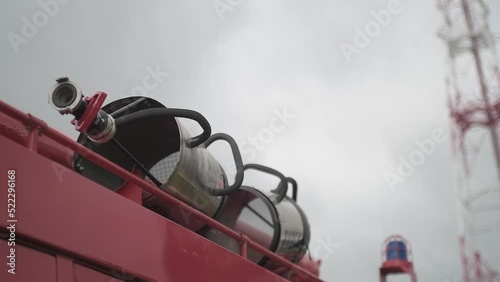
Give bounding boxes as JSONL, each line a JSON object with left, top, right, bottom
{"left": 1, "top": 1, "right": 500, "bottom": 281}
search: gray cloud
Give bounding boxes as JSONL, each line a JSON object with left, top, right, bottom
{"left": 2, "top": 0, "right": 500, "bottom": 281}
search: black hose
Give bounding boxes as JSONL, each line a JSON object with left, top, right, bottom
{"left": 243, "top": 164, "right": 288, "bottom": 203}
{"left": 109, "top": 97, "right": 146, "bottom": 117}
{"left": 287, "top": 177, "right": 298, "bottom": 202}
{"left": 204, "top": 133, "right": 244, "bottom": 196}
{"left": 115, "top": 108, "right": 211, "bottom": 148}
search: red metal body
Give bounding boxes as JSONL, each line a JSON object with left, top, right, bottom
{"left": 0, "top": 100, "right": 323, "bottom": 282}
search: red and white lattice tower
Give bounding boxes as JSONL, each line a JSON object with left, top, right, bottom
{"left": 438, "top": 0, "right": 500, "bottom": 281}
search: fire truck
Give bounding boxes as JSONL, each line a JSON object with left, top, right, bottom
{"left": 0, "top": 77, "right": 322, "bottom": 282}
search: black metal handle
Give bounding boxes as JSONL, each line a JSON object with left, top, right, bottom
{"left": 162, "top": 108, "right": 212, "bottom": 148}
{"left": 287, "top": 177, "right": 298, "bottom": 202}
{"left": 115, "top": 108, "right": 211, "bottom": 148}
{"left": 243, "top": 164, "right": 288, "bottom": 203}
{"left": 204, "top": 133, "right": 244, "bottom": 196}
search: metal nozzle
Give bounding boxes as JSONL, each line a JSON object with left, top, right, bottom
{"left": 48, "top": 76, "right": 85, "bottom": 116}
{"left": 48, "top": 77, "right": 116, "bottom": 143}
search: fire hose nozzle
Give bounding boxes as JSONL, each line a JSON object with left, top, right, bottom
{"left": 49, "top": 76, "right": 86, "bottom": 117}
{"left": 48, "top": 77, "right": 116, "bottom": 143}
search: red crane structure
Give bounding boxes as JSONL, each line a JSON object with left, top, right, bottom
{"left": 438, "top": 0, "right": 500, "bottom": 281}
{"left": 379, "top": 235, "right": 417, "bottom": 282}
{"left": 0, "top": 78, "right": 323, "bottom": 281}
